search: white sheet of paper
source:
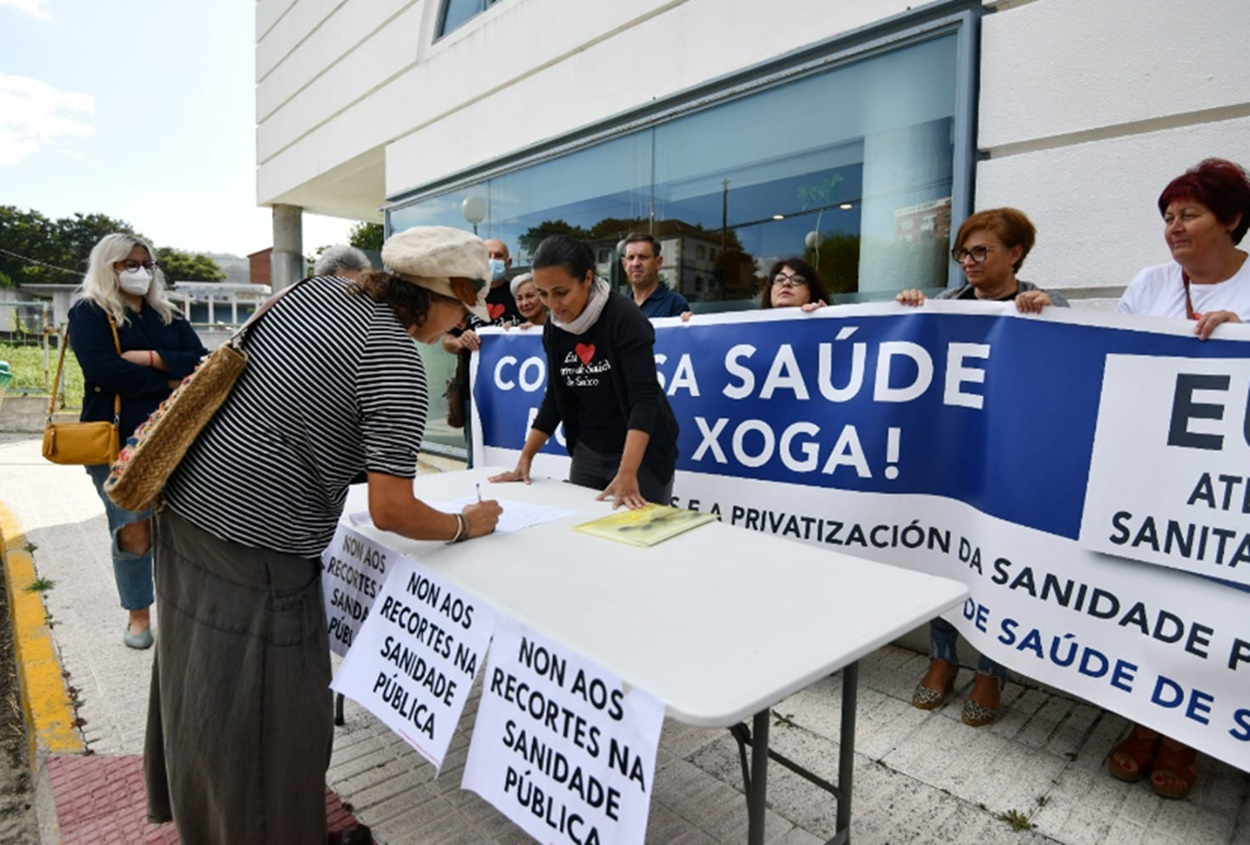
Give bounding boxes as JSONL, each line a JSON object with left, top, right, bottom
{"left": 320, "top": 523, "right": 391, "bottom": 657}
{"left": 348, "top": 498, "right": 575, "bottom": 535}
{"left": 462, "top": 617, "right": 664, "bottom": 845}
{"left": 431, "top": 496, "right": 577, "bottom": 535}
{"left": 330, "top": 557, "right": 498, "bottom": 771}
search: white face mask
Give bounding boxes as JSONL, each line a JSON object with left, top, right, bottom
{"left": 118, "top": 268, "right": 152, "bottom": 296}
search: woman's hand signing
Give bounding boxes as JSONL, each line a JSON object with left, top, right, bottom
{"left": 462, "top": 500, "right": 502, "bottom": 538}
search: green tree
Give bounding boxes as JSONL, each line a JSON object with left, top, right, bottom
{"left": 155, "top": 247, "right": 226, "bottom": 282}
{"left": 806, "top": 233, "right": 861, "bottom": 295}
{"left": 348, "top": 222, "right": 384, "bottom": 251}
{"left": 0, "top": 206, "right": 145, "bottom": 287}
{"left": 518, "top": 220, "right": 595, "bottom": 256}
{"left": 56, "top": 212, "right": 143, "bottom": 279}
{"left": 0, "top": 206, "right": 68, "bottom": 286}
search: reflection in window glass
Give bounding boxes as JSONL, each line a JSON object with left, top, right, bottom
{"left": 388, "top": 32, "right": 961, "bottom": 450}
{"left": 653, "top": 35, "right": 956, "bottom": 305}
{"left": 438, "top": 0, "right": 503, "bottom": 38}
{"left": 488, "top": 134, "right": 651, "bottom": 277}
{"left": 390, "top": 184, "right": 490, "bottom": 452}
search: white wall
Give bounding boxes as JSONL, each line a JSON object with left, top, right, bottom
{"left": 255, "top": 0, "right": 921, "bottom": 213}
{"left": 256, "top": 0, "right": 1250, "bottom": 298}
{"left": 976, "top": 0, "right": 1250, "bottom": 294}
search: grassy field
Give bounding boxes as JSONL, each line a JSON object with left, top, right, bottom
{"left": 0, "top": 342, "right": 84, "bottom": 410}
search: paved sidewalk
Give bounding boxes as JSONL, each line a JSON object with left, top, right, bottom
{"left": 1, "top": 437, "right": 1248, "bottom": 844}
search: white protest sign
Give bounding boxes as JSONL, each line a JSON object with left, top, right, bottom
{"left": 331, "top": 557, "right": 497, "bottom": 769}
{"left": 320, "top": 522, "right": 391, "bottom": 655}
{"left": 462, "top": 618, "right": 664, "bottom": 845}
{"left": 1080, "top": 355, "right": 1250, "bottom": 586}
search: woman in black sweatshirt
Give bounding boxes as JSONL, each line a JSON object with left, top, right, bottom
{"left": 491, "top": 235, "right": 678, "bottom": 508}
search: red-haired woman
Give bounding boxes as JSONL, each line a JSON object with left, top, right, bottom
{"left": 1109, "top": 158, "right": 1250, "bottom": 800}
{"left": 898, "top": 207, "right": 1068, "bottom": 727}
{"left": 896, "top": 207, "right": 1067, "bottom": 312}
{"left": 1118, "top": 157, "right": 1250, "bottom": 338}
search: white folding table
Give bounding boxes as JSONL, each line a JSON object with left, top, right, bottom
{"left": 340, "top": 469, "right": 968, "bottom": 845}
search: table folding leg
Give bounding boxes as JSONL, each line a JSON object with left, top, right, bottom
{"left": 732, "top": 661, "right": 859, "bottom": 845}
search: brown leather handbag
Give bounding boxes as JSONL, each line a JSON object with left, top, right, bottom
{"left": 105, "top": 280, "right": 304, "bottom": 512}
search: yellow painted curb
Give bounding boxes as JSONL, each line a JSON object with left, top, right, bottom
{"left": 0, "top": 504, "right": 84, "bottom": 759}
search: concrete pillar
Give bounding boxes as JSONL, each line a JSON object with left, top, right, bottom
{"left": 271, "top": 204, "right": 304, "bottom": 292}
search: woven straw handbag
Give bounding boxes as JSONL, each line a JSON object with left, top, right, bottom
{"left": 104, "top": 280, "right": 305, "bottom": 512}
{"left": 41, "top": 317, "right": 121, "bottom": 466}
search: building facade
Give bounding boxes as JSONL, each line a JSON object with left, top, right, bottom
{"left": 256, "top": 0, "right": 1250, "bottom": 451}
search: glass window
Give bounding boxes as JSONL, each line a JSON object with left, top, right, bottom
{"left": 389, "top": 26, "right": 966, "bottom": 454}
{"left": 652, "top": 34, "right": 956, "bottom": 306}
{"left": 389, "top": 183, "right": 490, "bottom": 453}
{"left": 437, "top": 0, "right": 505, "bottom": 38}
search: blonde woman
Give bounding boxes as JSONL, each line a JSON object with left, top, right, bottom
{"left": 68, "top": 233, "right": 206, "bottom": 649}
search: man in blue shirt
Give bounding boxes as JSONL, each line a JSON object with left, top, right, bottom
{"left": 622, "top": 232, "right": 690, "bottom": 318}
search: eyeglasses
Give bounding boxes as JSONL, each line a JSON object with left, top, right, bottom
{"left": 772, "top": 272, "right": 808, "bottom": 288}
{"left": 950, "top": 245, "right": 997, "bottom": 264}
{"left": 117, "top": 260, "right": 158, "bottom": 272}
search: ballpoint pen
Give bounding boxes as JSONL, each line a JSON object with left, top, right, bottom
{"left": 476, "top": 482, "right": 482, "bottom": 503}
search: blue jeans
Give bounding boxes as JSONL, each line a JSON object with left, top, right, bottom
{"left": 930, "top": 617, "right": 1006, "bottom": 687}
{"left": 85, "top": 464, "right": 154, "bottom": 610}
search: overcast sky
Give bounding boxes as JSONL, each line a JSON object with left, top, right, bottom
{"left": 0, "top": 0, "right": 352, "bottom": 258}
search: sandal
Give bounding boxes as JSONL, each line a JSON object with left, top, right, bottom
{"left": 912, "top": 659, "right": 956, "bottom": 710}
{"left": 961, "top": 672, "right": 1002, "bottom": 727}
{"left": 1150, "top": 737, "right": 1197, "bottom": 799}
{"left": 1108, "top": 724, "right": 1160, "bottom": 783}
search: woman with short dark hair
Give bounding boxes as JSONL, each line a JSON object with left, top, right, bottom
{"left": 491, "top": 234, "right": 679, "bottom": 508}
{"left": 760, "top": 257, "right": 830, "bottom": 310}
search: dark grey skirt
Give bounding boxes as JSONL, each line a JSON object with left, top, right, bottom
{"left": 145, "top": 508, "right": 333, "bottom": 845}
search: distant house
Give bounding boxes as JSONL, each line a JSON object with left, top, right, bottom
{"left": 248, "top": 248, "right": 273, "bottom": 285}
{"left": 171, "top": 282, "right": 272, "bottom": 325}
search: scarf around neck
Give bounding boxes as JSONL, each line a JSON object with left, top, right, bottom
{"left": 551, "top": 276, "right": 610, "bottom": 335}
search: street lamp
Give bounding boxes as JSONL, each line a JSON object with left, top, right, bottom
{"left": 461, "top": 195, "right": 486, "bottom": 234}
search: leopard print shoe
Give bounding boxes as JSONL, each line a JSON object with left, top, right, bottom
{"left": 961, "top": 698, "right": 999, "bottom": 727}
{"left": 912, "top": 682, "right": 950, "bottom": 709}
{"left": 911, "top": 659, "right": 956, "bottom": 710}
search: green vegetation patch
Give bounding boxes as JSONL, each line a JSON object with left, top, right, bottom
{"left": 0, "top": 342, "right": 84, "bottom": 409}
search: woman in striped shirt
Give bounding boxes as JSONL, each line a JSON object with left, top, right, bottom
{"left": 145, "top": 226, "right": 502, "bottom": 845}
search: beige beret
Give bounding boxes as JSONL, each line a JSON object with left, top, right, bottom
{"left": 381, "top": 226, "right": 490, "bottom": 321}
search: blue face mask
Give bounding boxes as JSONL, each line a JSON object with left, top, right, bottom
{"left": 489, "top": 258, "right": 507, "bottom": 281}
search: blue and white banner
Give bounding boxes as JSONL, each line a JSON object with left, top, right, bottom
{"left": 471, "top": 303, "right": 1250, "bottom": 770}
